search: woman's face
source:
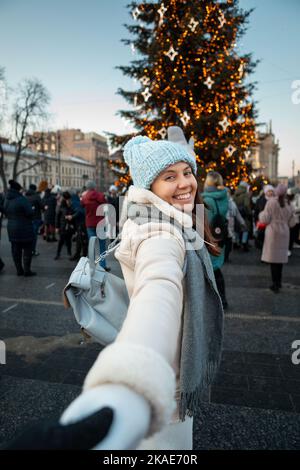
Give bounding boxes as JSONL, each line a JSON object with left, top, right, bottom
{"left": 151, "top": 161, "right": 197, "bottom": 212}
{"left": 266, "top": 190, "right": 274, "bottom": 198}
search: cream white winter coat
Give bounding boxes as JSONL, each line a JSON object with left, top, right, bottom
{"left": 83, "top": 186, "right": 196, "bottom": 437}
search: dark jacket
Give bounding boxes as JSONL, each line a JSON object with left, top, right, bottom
{"left": 55, "top": 200, "right": 75, "bottom": 234}
{"left": 254, "top": 194, "right": 267, "bottom": 223}
{"left": 42, "top": 190, "right": 57, "bottom": 225}
{"left": 26, "top": 189, "right": 43, "bottom": 220}
{"left": 3, "top": 189, "right": 34, "bottom": 242}
{"left": 81, "top": 190, "right": 106, "bottom": 228}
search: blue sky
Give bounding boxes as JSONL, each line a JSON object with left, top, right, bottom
{"left": 0, "top": 0, "right": 299, "bottom": 176}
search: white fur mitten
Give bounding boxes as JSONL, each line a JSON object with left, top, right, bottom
{"left": 60, "top": 384, "right": 151, "bottom": 450}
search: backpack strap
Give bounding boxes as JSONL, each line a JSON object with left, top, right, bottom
{"left": 93, "top": 234, "right": 122, "bottom": 265}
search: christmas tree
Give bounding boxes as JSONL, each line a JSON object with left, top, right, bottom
{"left": 108, "top": 0, "right": 257, "bottom": 189}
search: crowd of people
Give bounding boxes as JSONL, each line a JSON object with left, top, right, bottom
{"left": 0, "top": 180, "right": 120, "bottom": 276}
{"left": 202, "top": 175, "right": 299, "bottom": 302}
{"left": 0, "top": 172, "right": 299, "bottom": 298}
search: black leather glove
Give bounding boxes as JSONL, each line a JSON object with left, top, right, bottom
{"left": 5, "top": 407, "right": 113, "bottom": 450}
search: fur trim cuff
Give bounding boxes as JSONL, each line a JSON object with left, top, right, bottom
{"left": 83, "top": 342, "right": 176, "bottom": 436}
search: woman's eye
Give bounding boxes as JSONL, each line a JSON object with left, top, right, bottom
{"left": 184, "top": 171, "right": 192, "bottom": 176}
{"left": 165, "top": 176, "right": 175, "bottom": 181}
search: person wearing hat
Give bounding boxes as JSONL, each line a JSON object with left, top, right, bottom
{"left": 81, "top": 180, "right": 109, "bottom": 270}
{"left": 259, "top": 184, "right": 296, "bottom": 293}
{"left": 3, "top": 180, "right": 36, "bottom": 276}
{"left": 59, "top": 130, "right": 223, "bottom": 450}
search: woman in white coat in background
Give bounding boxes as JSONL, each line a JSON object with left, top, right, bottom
{"left": 60, "top": 127, "right": 224, "bottom": 450}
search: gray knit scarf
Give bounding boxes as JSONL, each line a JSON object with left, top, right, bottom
{"left": 127, "top": 203, "right": 224, "bottom": 420}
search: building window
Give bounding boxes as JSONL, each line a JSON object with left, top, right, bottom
{"left": 51, "top": 144, "right": 56, "bottom": 151}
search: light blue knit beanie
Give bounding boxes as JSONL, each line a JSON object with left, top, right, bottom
{"left": 123, "top": 136, "right": 197, "bottom": 189}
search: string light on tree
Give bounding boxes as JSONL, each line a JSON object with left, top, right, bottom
{"left": 164, "top": 45, "right": 178, "bottom": 61}
{"left": 204, "top": 76, "right": 214, "bottom": 89}
{"left": 109, "top": 0, "right": 257, "bottom": 189}
{"left": 131, "top": 43, "right": 136, "bottom": 55}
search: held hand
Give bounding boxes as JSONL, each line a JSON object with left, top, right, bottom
{"left": 60, "top": 384, "right": 151, "bottom": 450}
{"left": 5, "top": 407, "right": 113, "bottom": 450}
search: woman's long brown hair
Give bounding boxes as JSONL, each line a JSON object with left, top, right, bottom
{"left": 192, "top": 190, "right": 221, "bottom": 257}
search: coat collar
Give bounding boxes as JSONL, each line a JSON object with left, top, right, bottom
{"left": 120, "top": 186, "right": 193, "bottom": 228}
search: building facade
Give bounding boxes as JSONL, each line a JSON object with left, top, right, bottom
{"left": 248, "top": 123, "right": 279, "bottom": 182}
{"left": 28, "top": 129, "right": 114, "bottom": 190}
{"left": 0, "top": 143, "right": 95, "bottom": 191}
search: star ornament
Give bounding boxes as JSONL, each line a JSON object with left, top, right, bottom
{"left": 142, "top": 87, "right": 152, "bottom": 102}
{"left": 180, "top": 111, "right": 190, "bottom": 127}
{"left": 218, "top": 12, "right": 226, "bottom": 28}
{"left": 238, "top": 63, "right": 244, "bottom": 78}
{"left": 158, "top": 3, "right": 167, "bottom": 18}
{"left": 140, "top": 76, "right": 151, "bottom": 86}
{"left": 164, "top": 45, "right": 178, "bottom": 62}
{"left": 132, "top": 7, "right": 140, "bottom": 21}
{"left": 204, "top": 76, "right": 214, "bottom": 89}
{"left": 244, "top": 150, "right": 251, "bottom": 158}
{"left": 131, "top": 43, "right": 136, "bottom": 55}
{"left": 188, "top": 17, "right": 199, "bottom": 33}
{"left": 158, "top": 127, "right": 167, "bottom": 139}
{"left": 219, "top": 117, "right": 230, "bottom": 132}
{"left": 225, "top": 144, "right": 236, "bottom": 157}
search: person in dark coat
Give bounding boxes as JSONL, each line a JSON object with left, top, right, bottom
{"left": 0, "top": 192, "right": 5, "bottom": 273}
{"left": 54, "top": 191, "right": 75, "bottom": 260}
{"left": 66, "top": 190, "right": 88, "bottom": 261}
{"left": 3, "top": 180, "right": 36, "bottom": 276}
{"left": 26, "top": 184, "right": 43, "bottom": 256}
{"left": 42, "top": 188, "right": 57, "bottom": 242}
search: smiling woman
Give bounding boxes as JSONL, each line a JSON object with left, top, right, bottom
{"left": 59, "top": 128, "right": 224, "bottom": 451}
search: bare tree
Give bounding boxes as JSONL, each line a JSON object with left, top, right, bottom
{"left": 11, "top": 78, "right": 50, "bottom": 180}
